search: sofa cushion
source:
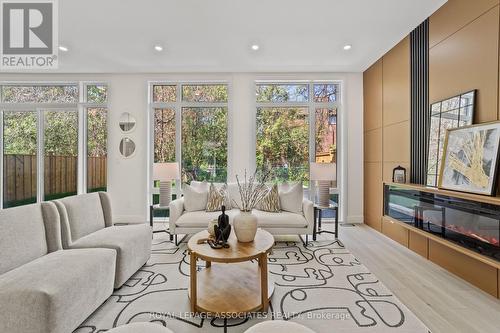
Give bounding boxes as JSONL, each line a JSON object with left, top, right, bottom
{"left": 183, "top": 183, "right": 208, "bottom": 212}
{"left": 175, "top": 209, "right": 306, "bottom": 229}
{"left": 0, "top": 203, "right": 48, "bottom": 275}
{"left": 69, "top": 224, "right": 152, "bottom": 288}
{"left": 253, "top": 209, "right": 308, "bottom": 228}
{"left": 176, "top": 209, "right": 238, "bottom": 228}
{"left": 0, "top": 248, "right": 116, "bottom": 333}
{"left": 55, "top": 192, "right": 106, "bottom": 241}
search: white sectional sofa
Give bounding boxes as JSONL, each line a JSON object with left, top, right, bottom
{"left": 54, "top": 192, "right": 152, "bottom": 288}
{"left": 0, "top": 192, "right": 153, "bottom": 333}
{"left": 169, "top": 182, "right": 315, "bottom": 245}
{"left": 0, "top": 202, "right": 117, "bottom": 333}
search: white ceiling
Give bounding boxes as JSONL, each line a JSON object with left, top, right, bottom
{"left": 43, "top": 0, "right": 446, "bottom": 73}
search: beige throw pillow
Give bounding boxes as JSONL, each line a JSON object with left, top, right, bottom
{"left": 183, "top": 183, "right": 208, "bottom": 212}
{"left": 206, "top": 183, "right": 230, "bottom": 212}
{"left": 257, "top": 184, "right": 281, "bottom": 212}
{"left": 279, "top": 182, "right": 303, "bottom": 213}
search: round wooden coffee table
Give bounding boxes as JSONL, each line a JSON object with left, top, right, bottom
{"left": 187, "top": 228, "right": 275, "bottom": 316}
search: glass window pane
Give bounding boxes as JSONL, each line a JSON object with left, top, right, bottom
{"left": 153, "top": 85, "right": 176, "bottom": 102}
{"left": 256, "top": 107, "right": 309, "bottom": 182}
{"left": 314, "top": 84, "right": 339, "bottom": 102}
{"left": 315, "top": 108, "right": 337, "bottom": 163}
{"left": 181, "top": 107, "right": 227, "bottom": 182}
{"left": 154, "top": 108, "right": 176, "bottom": 163}
{"left": 44, "top": 110, "right": 78, "bottom": 200}
{"left": 1, "top": 85, "right": 78, "bottom": 103}
{"left": 87, "top": 108, "right": 107, "bottom": 192}
{"left": 2, "top": 111, "right": 37, "bottom": 208}
{"left": 256, "top": 84, "right": 309, "bottom": 102}
{"left": 86, "top": 85, "right": 108, "bottom": 103}
{"left": 181, "top": 84, "right": 228, "bottom": 102}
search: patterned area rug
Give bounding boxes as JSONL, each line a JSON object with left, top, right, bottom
{"left": 76, "top": 233, "right": 429, "bottom": 333}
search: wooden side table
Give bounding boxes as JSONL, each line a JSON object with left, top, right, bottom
{"left": 187, "top": 229, "right": 275, "bottom": 316}
{"left": 313, "top": 203, "right": 338, "bottom": 240}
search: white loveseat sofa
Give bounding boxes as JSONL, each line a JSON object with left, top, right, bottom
{"left": 169, "top": 182, "right": 314, "bottom": 245}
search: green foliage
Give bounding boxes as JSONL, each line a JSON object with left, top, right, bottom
{"left": 182, "top": 84, "right": 228, "bottom": 102}
{"left": 87, "top": 85, "right": 107, "bottom": 103}
{"left": 44, "top": 111, "right": 78, "bottom": 156}
{"left": 256, "top": 84, "right": 308, "bottom": 102}
{"left": 3, "top": 112, "right": 37, "bottom": 154}
{"left": 87, "top": 108, "right": 107, "bottom": 157}
{"left": 2, "top": 85, "right": 78, "bottom": 103}
{"left": 256, "top": 107, "right": 309, "bottom": 182}
{"left": 154, "top": 108, "right": 176, "bottom": 162}
{"left": 181, "top": 107, "right": 227, "bottom": 182}
{"left": 153, "top": 85, "right": 176, "bottom": 102}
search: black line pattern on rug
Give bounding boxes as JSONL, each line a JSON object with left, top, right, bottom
{"left": 75, "top": 236, "right": 429, "bottom": 333}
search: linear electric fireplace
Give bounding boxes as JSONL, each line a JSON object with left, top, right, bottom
{"left": 384, "top": 184, "right": 500, "bottom": 262}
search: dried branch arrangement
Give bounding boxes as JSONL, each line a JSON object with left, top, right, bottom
{"left": 232, "top": 169, "right": 270, "bottom": 211}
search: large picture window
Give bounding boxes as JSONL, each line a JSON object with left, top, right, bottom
{"left": 151, "top": 83, "right": 228, "bottom": 183}
{"left": 0, "top": 83, "right": 108, "bottom": 208}
{"left": 256, "top": 82, "right": 339, "bottom": 186}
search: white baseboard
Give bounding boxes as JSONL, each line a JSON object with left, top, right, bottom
{"left": 346, "top": 215, "right": 364, "bottom": 224}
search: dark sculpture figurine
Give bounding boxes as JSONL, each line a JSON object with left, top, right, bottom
{"left": 209, "top": 205, "right": 231, "bottom": 249}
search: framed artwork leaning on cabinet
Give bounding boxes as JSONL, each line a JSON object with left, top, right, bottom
{"left": 426, "top": 90, "right": 476, "bottom": 187}
{"left": 438, "top": 121, "right": 500, "bottom": 196}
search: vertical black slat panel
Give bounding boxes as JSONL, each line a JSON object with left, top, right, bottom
{"left": 410, "top": 19, "right": 430, "bottom": 184}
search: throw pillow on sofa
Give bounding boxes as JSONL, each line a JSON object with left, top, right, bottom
{"left": 190, "top": 180, "right": 209, "bottom": 191}
{"left": 183, "top": 183, "right": 208, "bottom": 212}
{"left": 206, "top": 183, "right": 230, "bottom": 212}
{"left": 279, "top": 182, "right": 303, "bottom": 213}
{"left": 257, "top": 184, "right": 281, "bottom": 212}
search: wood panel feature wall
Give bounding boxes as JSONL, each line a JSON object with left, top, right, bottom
{"left": 363, "top": 0, "right": 500, "bottom": 298}
{"left": 363, "top": 38, "right": 410, "bottom": 231}
{"left": 363, "top": 59, "right": 383, "bottom": 231}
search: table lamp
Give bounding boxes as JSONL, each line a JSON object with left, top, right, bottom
{"left": 310, "top": 162, "right": 336, "bottom": 207}
{"left": 153, "top": 162, "right": 180, "bottom": 207}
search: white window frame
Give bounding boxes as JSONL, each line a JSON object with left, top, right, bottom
{"left": 255, "top": 80, "right": 342, "bottom": 218}
{"left": 0, "top": 81, "right": 108, "bottom": 209}
{"left": 147, "top": 81, "right": 230, "bottom": 206}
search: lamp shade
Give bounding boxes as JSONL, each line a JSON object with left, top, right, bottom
{"left": 310, "top": 162, "right": 336, "bottom": 181}
{"left": 153, "top": 162, "right": 180, "bottom": 181}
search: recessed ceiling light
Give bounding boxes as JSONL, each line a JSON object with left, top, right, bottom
{"left": 251, "top": 44, "right": 260, "bottom": 51}
{"left": 58, "top": 45, "right": 68, "bottom": 52}
{"left": 154, "top": 45, "right": 163, "bottom": 52}
{"left": 343, "top": 44, "right": 352, "bottom": 50}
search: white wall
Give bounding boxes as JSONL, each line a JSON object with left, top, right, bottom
{"left": 0, "top": 72, "right": 363, "bottom": 223}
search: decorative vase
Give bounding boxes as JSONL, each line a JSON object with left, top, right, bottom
{"left": 207, "top": 219, "right": 218, "bottom": 237}
{"left": 233, "top": 210, "right": 258, "bottom": 242}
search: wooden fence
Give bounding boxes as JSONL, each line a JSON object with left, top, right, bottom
{"left": 2, "top": 154, "right": 106, "bottom": 205}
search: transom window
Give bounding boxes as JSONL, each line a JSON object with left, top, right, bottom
{"left": 0, "top": 83, "right": 108, "bottom": 209}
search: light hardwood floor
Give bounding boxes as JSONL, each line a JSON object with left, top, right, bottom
{"left": 155, "top": 221, "right": 500, "bottom": 332}
{"left": 334, "top": 223, "right": 500, "bottom": 333}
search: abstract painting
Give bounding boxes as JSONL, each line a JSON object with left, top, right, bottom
{"left": 438, "top": 122, "right": 500, "bottom": 195}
